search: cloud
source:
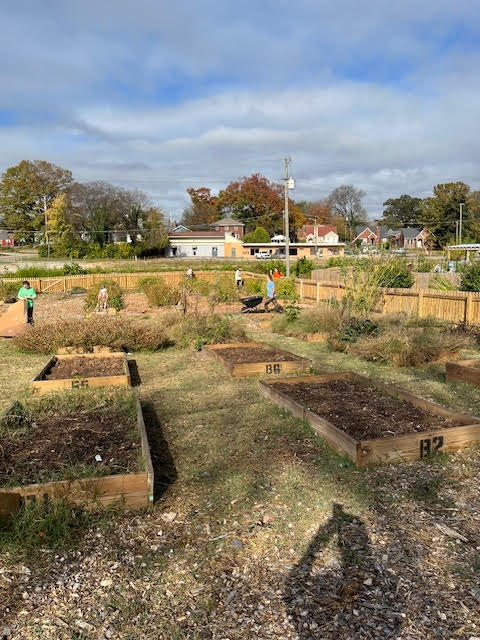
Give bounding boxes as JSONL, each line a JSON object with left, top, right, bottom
{"left": 1, "top": 0, "right": 480, "bottom": 218}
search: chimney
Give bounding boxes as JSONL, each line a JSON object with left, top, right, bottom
{"left": 376, "top": 226, "right": 381, "bottom": 246}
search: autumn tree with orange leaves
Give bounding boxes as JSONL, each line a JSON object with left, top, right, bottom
{"left": 216, "top": 173, "right": 305, "bottom": 236}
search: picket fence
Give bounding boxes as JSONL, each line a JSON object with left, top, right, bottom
{"left": 296, "top": 278, "right": 480, "bottom": 325}
{"left": 2, "top": 270, "right": 479, "bottom": 325}
{"left": 0, "top": 270, "right": 222, "bottom": 294}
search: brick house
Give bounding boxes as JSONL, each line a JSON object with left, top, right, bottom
{"left": 212, "top": 217, "right": 245, "bottom": 239}
{"left": 0, "top": 230, "right": 14, "bottom": 247}
{"left": 353, "top": 225, "right": 392, "bottom": 246}
{"left": 393, "top": 228, "right": 430, "bottom": 249}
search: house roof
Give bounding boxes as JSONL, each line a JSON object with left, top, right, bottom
{"left": 0, "top": 230, "right": 12, "bottom": 240}
{"left": 171, "top": 224, "right": 191, "bottom": 232}
{"left": 168, "top": 231, "right": 226, "bottom": 239}
{"left": 354, "top": 225, "right": 375, "bottom": 237}
{"left": 400, "top": 227, "right": 421, "bottom": 239}
{"left": 212, "top": 217, "right": 245, "bottom": 227}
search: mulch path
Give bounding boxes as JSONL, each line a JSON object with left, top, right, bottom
{"left": 45, "top": 357, "right": 124, "bottom": 380}
{"left": 271, "top": 380, "right": 456, "bottom": 439}
{"left": 218, "top": 346, "right": 302, "bottom": 364}
{"left": 0, "top": 410, "right": 140, "bottom": 486}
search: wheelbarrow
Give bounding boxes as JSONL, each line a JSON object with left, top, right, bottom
{"left": 239, "top": 295, "right": 284, "bottom": 314}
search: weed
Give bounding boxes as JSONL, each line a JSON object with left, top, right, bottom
{"left": 139, "top": 277, "right": 181, "bottom": 306}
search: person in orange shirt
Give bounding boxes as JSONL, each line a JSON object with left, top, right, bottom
{"left": 272, "top": 267, "right": 283, "bottom": 280}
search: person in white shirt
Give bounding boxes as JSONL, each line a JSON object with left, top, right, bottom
{"left": 235, "top": 267, "right": 243, "bottom": 288}
{"left": 187, "top": 267, "right": 194, "bottom": 278}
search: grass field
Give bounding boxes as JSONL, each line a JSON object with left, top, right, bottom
{"left": 1, "top": 323, "right": 480, "bottom": 639}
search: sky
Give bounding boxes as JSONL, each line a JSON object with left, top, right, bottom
{"left": 1, "top": 0, "right": 480, "bottom": 219}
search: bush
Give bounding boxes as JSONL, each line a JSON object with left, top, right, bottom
{"left": 416, "top": 257, "right": 433, "bottom": 273}
{"left": 460, "top": 263, "right": 480, "bottom": 292}
{"left": 271, "top": 306, "right": 342, "bottom": 338}
{"left": 85, "top": 280, "right": 124, "bottom": 311}
{"left": 349, "top": 326, "right": 474, "bottom": 367}
{"left": 139, "top": 277, "right": 181, "bottom": 306}
{"left": 208, "top": 275, "right": 239, "bottom": 305}
{"left": 253, "top": 259, "right": 286, "bottom": 275}
{"left": 376, "top": 261, "right": 414, "bottom": 288}
{"left": 428, "top": 275, "right": 457, "bottom": 291}
{"left": 275, "top": 276, "right": 298, "bottom": 302}
{"left": 168, "top": 312, "right": 247, "bottom": 350}
{"left": 13, "top": 317, "right": 172, "bottom": 353}
{"left": 0, "top": 280, "right": 19, "bottom": 302}
{"left": 292, "top": 256, "right": 315, "bottom": 277}
{"left": 180, "top": 276, "right": 212, "bottom": 297}
{"left": 331, "top": 317, "right": 379, "bottom": 347}
{"left": 63, "top": 262, "right": 86, "bottom": 275}
{"left": 243, "top": 227, "right": 271, "bottom": 243}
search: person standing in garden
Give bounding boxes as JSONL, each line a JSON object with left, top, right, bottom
{"left": 235, "top": 267, "right": 243, "bottom": 288}
{"left": 187, "top": 266, "right": 194, "bottom": 278}
{"left": 264, "top": 273, "right": 281, "bottom": 312}
{"left": 97, "top": 285, "right": 109, "bottom": 310}
{"left": 17, "top": 280, "right": 36, "bottom": 324}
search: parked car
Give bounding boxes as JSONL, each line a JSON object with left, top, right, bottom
{"left": 391, "top": 248, "right": 406, "bottom": 255}
{"left": 255, "top": 251, "right": 272, "bottom": 259}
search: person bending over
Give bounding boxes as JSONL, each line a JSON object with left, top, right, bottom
{"left": 264, "top": 273, "right": 280, "bottom": 312}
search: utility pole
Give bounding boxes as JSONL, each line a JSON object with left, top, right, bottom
{"left": 459, "top": 202, "right": 465, "bottom": 245}
{"left": 455, "top": 220, "right": 459, "bottom": 244}
{"left": 284, "top": 157, "right": 291, "bottom": 276}
{"left": 314, "top": 217, "right": 318, "bottom": 257}
{"left": 43, "top": 195, "right": 50, "bottom": 259}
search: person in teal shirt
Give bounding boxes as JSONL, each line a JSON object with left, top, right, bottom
{"left": 264, "top": 273, "right": 281, "bottom": 312}
{"left": 18, "top": 280, "right": 37, "bottom": 324}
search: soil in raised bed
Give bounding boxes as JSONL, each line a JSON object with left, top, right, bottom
{"left": 271, "top": 379, "right": 457, "bottom": 440}
{"left": 0, "top": 409, "right": 140, "bottom": 487}
{"left": 45, "top": 356, "right": 124, "bottom": 380}
{"left": 216, "top": 346, "right": 302, "bottom": 364}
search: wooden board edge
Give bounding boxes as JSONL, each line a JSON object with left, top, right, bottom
{"left": 31, "top": 356, "right": 56, "bottom": 383}
{"left": 136, "top": 397, "right": 154, "bottom": 503}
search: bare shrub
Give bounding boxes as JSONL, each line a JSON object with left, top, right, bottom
{"left": 13, "top": 317, "right": 172, "bottom": 353}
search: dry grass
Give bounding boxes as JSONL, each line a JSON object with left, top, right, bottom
{"left": 2, "top": 326, "right": 480, "bottom": 638}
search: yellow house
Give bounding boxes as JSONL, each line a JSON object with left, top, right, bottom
{"left": 241, "top": 242, "right": 345, "bottom": 259}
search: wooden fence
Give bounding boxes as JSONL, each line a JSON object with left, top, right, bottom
{"left": 296, "top": 278, "right": 480, "bottom": 325}
{"left": 0, "top": 270, "right": 224, "bottom": 294}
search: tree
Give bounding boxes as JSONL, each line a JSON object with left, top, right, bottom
{"left": 0, "top": 160, "right": 73, "bottom": 241}
{"left": 243, "top": 226, "right": 271, "bottom": 243}
{"left": 181, "top": 187, "right": 218, "bottom": 227}
{"left": 296, "top": 199, "right": 333, "bottom": 224}
{"left": 381, "top": 195, "right": 422, "bottom": 228}
{"left": 328, "top": 185, "right": 367, "bottom": 240}
{"left": 420, "top": 182, "right": 474, "bottom": 246}
{"left": 142, "top": 207, "right": 169, "bottom": 251}
{"left": 216, "top": 173, "right": 305, "bottom": 235}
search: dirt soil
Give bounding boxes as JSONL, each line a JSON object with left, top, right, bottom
{"left": 219, "top": 346, "right": 303, "bottom": 364}
{"left": 271, "top": 379, "right": 457, "bottom": 439}
{"left": 0, "top": 409, "right": 140, "bottom": 487}
{"left": 45, "top": 356, "right": 124, "bottom": 380}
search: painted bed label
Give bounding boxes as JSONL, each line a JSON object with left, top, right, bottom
{"left": 72, "top": 378, "right": 89, "bottom": 388}
{"left": 419, "top": 435, "right": 444, "bottom": 458}
{"left": 266, "top": 363, "right": 282, "bottom": 374}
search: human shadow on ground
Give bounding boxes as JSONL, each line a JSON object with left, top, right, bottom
{"left": 284, "top": 504, "right": 406, "bottom": 640}
{"left": 127, "top": 359, "right": 141, "bottom": 387}
{"left": 141, "top": 401, "right": 177, "bottom": 500}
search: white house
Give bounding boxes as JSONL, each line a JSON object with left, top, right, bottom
{"left": 166, "top": 231, "right": 243, "bottom": 258}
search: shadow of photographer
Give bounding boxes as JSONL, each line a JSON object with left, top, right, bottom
{"left": 284, "top": 503, "right": 406, "bottom": 639}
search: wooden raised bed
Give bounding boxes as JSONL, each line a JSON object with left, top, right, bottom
{"left": 0, "top": 398, "right": 154, "bottom": 519}
{"left": 259, "top": 372, "right": 480, "bottom": 466}
{"left": 31, "top": 352, "right": 130, "bottom": 395}
{"left": 446, "top": 359, "right": 480, "bottom": 388}
{"left": 204, "top": 342, "right": 310, "bottom": 377}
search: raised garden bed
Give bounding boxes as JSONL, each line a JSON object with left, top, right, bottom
{"left": 204, "top": 342, "right": 310, "bottom": 377}
{"left": 446, "top": 359, "right": 480, "bottom": 388}
{"left": 32, "top": 352, "right": 130, "bottom": 395}
{"left": 0, "top": 392, "right": 153, "bottom": 518}
{"left": 259, "top": 372, "right": 480, "bottom": 466}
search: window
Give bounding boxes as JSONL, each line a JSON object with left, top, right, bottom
{"left": 310, "top": 247, "right": 316, "bottom": 255}
{"left": 289, "top": 248, "right": 298, "bottom": 256}
{"left": 212, "top": 247, "right": 218, "bottom": 257}
{"left": 192, "top": 246, "right": 197, "bottom": 256}
{"left": 224, "top": 226, "right": 229, "bottom": 231}
{"left": 231, "top": 248, "right": 236, "bottom": 257}
{"left": 215, "top": 226, "right": 219, "bottom": 231}
{"left": 233, "top": 225, "right": 238, "bottom": 231}
{"left": 250, "top": 248, "right": 256, "bottom": 256}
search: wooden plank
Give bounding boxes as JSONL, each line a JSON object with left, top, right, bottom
{"left": 31, "top": 353, "right": 131, "bottom": 395}
{"left": 446, "top": 360, "right": 480, "bottom": 387}
{"left": 259, "top": 372, "right": 480, "bottom": 466}
{"left": 204, "top": 342, "right": 310, "bottom": 378}
{"left": 0, "top": 397, "right": 153, "bottom": 515}
{"left": 359, "top": 423, "right": 480, "bottom": 466}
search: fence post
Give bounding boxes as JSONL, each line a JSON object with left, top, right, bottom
{"left": 465, "top": 292, "right": 473, "bottom": 325}
{"left": 316, "top": 281, "right": 320, "bottom": 304}
{"left": 300, "top": 279, "right": 304, "bottom": 299}
{"left": 417, "top": 291, "right": 424, "bottom": 317}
